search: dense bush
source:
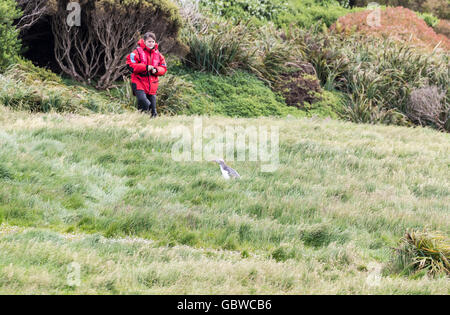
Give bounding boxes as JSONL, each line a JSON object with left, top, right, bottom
{"left": 275, "top": 0, "right": 357, "bottom": 28}
{"left": 47, "top": 0, "right": 183, "bottom": 89}
{"left": 182, "top": 19, "right": 301, "bottom": 85}
{"left": 200, "top": 0, "right": 287, "bottom": 22}
{"left": 434, "top": 19, "right": 450, "bottom": 37}
{"left": 297, "top": 27, "right": 448, "bottom": 127}
{"left": 276, "top": 67, "right": 322, "bottom": 109}
{"left": 353, "top": 0, "right": 449, "bottom": 19}
{"left": 406, "top": 86, "right": 448, "bottom": 130}
{"left": 0, "top": 0, "right": 21, "bottom": 70}
{"left": 156, "top": 74, "right": 197, "bottom": 115}
{"left": 417, "top": 12, "right": 439, "bottom": 27}
{"left": 342, "top": 38, "right": 448, "bottom": 125}
{"left": 181, "top": 27, "right": 245, "bottom": 74}
{"left": 198, "top": 0, "right": 355, "bottom": 29}
{"left": 333, "top": 7, "right": 449, "bottom": 51}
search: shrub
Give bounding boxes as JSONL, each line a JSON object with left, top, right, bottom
{"left": 173, "top": 0, "right": 209, "bottom": 32}
{"left": 353, "top": 0, "right": 449, "bottom": 19}
{"left": 15, "top": 0, "right": 49, "bottom": 32}
{"left": 200, "top": 0, "right": 287, "bottom": 22}
{"left": 340, "top": 90, "right": 411, "bottom": 125}
{"left": 306, "top": 90, "right": 345, "bottom": 118}
{"left": 182, "top": 20, "right": 300, "bottom": 86}
{"left": 48, "top": 0, "right": 183, "bottom": 89}
{"left": 243, "top": 24, "right": 301, "bottom": 86}
{"left": 422, "top": 0, "right": 450, "bottom": 20}
{"left": 299, "top": 28, "right": 350, "bottom": 90}
{"left": 417, "top": 12, "right": 439, "bottom": 27}
{"left": 433, "top": 19, "right": 450, "bottom": 37}
{"left": 181, "top": 28, "right": 244, "bottom": 74}
{"left": 15, "top": 58, "right": 62, "bottom": 83}
{"left": 390, "top": 230, "right": 450, "bottom": 276}
{"left": 0, "top": 0, "right": 21, "bottom": 70}
{"left": 276, "top": 67, "right": 322, "bottom": 109}
{"left": 406, "top": 86, "right": 448, "bottom": 130}
{"left": 157, "top": 73, "right": 196, "bottom": 115}
{"left": 275, "top": 0, "right": 356, "bottom": 29}
{"left": 310, "top": 32, "right": 449, "bottom": 127}
{"left": 333, "top": 7, "right": 450, "bottom": 50}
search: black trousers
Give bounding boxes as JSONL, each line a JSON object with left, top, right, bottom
{"left": 135, "top": 90, "right": 157, "bottom": 116}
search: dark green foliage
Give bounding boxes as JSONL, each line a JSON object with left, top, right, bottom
{"left": 181, "top": 23, "right": 247, "bottom": 75}
{"left": 275, "top": 0, "right": 357, "bottom": 29}
{"left": 300, "top": 224, "right": 348, "bottom": 248}
{"left": 175, "top": 70, "right": 299, "bottom": 117}
{"left": 200, "top": 0, "right": 287, "bottom": 22}
{"left": 271, "top": 246, "right": 297, "bottom": 262}
{"left": 0, "top": 0, "right": 21, "bottom": 70}
{"left": 417, "top": 12, "right": 439, "bottom": 27}
{"left": 0, "top": 164, "right": 13, "bottom": 180}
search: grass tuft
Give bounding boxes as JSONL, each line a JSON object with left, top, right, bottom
{"left": 391, "top": 230, "right": 450, "bottom": 276}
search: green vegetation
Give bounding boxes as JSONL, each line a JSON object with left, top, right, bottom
{"left": 275, "top": 0, "right": 359, "bottom": 28}
{"left": 0, "top": 0, "right": 449, "bottom": 294}
{"left": 298, "top": 31, "right": 449, "bottom": 128}
{"left": 199, "top": 0, "right": 358, "bottom": 28}
{"left": 169, "top": 66, "right": 302, "bottom": 117}
{"left": 200, "top": 0, "right": 287, "bottom": 23}
{"left": 0, "top": 0, "right": 21, "bottom": 70}
{"left": 390, "top": 230, "right": 449, "bottom": 276}
{"left": 0, "top": 64, "right": 126, "bottom": 113}
{"left": 417, "top": 12, "right": 440, "bottom": 27}
{"left": 0, "top": 111, "right": 448, "bottom": 293}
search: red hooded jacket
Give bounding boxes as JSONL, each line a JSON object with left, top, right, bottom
{"left": 126, "top": 39, "right": 167, "bottom": 95}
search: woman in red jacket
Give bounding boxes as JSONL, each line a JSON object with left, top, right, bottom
{"left": 126, "top": 32, "right": 167, "bottom": 117}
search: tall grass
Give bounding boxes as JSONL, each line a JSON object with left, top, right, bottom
{"left": 182, "top": 30, "right": 243, "bottom": 74}
{"left": 0, "top": 64, "right": 126, "bottom": 113}
{"left": 181, "top": 20, "right": 300, "bottom": 85}
{"left": 299, "top": 31, "right": 449, "bottom": 127}
{"left": 0, "top": 112, "right": 449, "bottom": 293}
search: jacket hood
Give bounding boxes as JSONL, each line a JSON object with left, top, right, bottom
{"left": 138, "top": 39, "right": 158, "bottom": 51}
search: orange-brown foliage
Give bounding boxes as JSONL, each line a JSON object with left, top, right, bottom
{"left": 434, "top": 19, "right": 450, "bottom": 37}
{"left": 331, "top": 7, "right": 450, "bottom": 51}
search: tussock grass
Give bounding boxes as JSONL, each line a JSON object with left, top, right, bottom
{"left": 390, "top": 230, "right": 450, "bottom": 276}
{"left": 0, "top": 111, "right": 449, "bottom": 294}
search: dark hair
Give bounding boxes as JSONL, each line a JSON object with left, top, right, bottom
{"left": 143, "top": 32, "right": 156, "bottom": 41}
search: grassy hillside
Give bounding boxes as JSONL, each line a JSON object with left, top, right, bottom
{"left": 0, "top": 107, "right": 448, "bottom": 294}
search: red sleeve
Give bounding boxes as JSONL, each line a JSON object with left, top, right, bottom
{"left": 155, "top": 53, "right": 167, "bottom": 76}
{"left": 126, "top": 49, "right": 147, "bottom": 74}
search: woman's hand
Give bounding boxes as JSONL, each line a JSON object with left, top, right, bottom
{"left": 147, "top": 65, "right": 154, "bottom": 73}
{"left": 147, "top": 65, "right": 158, "bottom": 74}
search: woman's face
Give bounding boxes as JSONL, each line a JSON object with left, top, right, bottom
{"left": 145, "top": 38, "right": 155, "bottom": 49}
